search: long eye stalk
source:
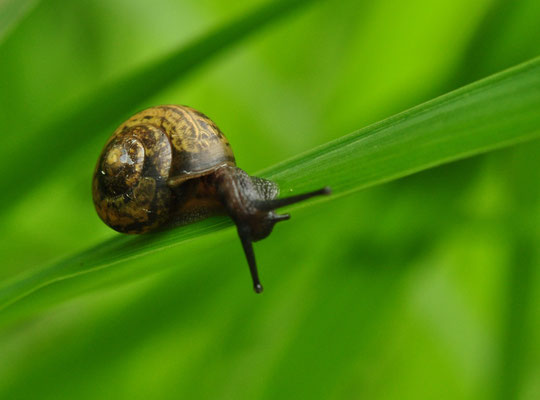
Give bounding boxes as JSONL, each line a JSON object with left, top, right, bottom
{"left": 238, "top": 186, "right": 331, "bottom": 293}
{"left": 237, "top": 227, "right": 264, "bottom": 293}
{"left": 253, "top": 186, "right": 331, "bottom": 211}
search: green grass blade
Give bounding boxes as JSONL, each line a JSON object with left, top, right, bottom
{"left": 1, "top": 55, "right": 540, "bottom": 317}
{"left": 0, "top": 0, "right": 320, "bottom": 212}
{"left": 0, "top": 0, "right": 39, "bottom": 45}
{"left": 264, "top": 56, "right": 540, "bottom": 195}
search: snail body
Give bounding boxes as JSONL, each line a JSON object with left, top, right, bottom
{"left": 93, "top": 105, "right": 329, "bottom": 293}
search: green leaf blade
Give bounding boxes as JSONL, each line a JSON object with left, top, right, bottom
{"left": 1, "top": 55, "right": 540, "bottom": 320}
{"left": 265, "top": 57, "right": 540, "bottom": 194}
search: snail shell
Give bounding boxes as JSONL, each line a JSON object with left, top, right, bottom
{"left": 92, "top": 105, "right": 235, "bottom": 233}
{"left": 93, "top": 104, "right": 330, "bottom": 293}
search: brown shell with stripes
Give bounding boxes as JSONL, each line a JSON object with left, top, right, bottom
{"left": 92, "top": 105, "right": 236, "bottom": 234}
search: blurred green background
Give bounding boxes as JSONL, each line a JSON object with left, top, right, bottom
{"left": 0, "top": 0, "right": 539, "bottom": 398}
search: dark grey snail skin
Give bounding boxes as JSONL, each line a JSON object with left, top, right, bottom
{"left": 93, "top": 105, "right": 330, "bottom": 293}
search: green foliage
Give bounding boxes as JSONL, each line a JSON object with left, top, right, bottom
{"left": 1, "top": 0, "right": 539, "bottom": 399}
{"left": 0, "top": 0, "right": 39, "bottom": 45}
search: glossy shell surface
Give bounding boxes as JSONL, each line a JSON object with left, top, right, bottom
{"left": 93, "top": 105, "right": 236, "bottom": 233}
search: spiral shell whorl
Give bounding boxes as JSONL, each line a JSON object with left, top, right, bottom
{"left": 93, "top": 124, "right": 173, "bottom": 233}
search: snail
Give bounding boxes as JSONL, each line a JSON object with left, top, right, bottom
{"left": 92, "top": 105, "right": 330, "bottom": 293}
